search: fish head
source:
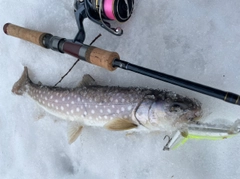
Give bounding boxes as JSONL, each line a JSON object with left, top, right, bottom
{"left": 154, "top": 92, "right": 202, "bottom": 123}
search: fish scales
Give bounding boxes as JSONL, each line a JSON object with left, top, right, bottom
{"left": 12, "top": 67, "right": 202, "bottom": 143}
{"left": 28, "top": 84, "right": 152, "bottom": 124}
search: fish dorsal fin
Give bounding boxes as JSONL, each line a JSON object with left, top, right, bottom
{"left": 68, "top": 122, "right": 83, "bottom": 144}
{"left": 104, "top": 119, "right": 138, "bottom": 131}
{"left": 78, "top": 74, "right": 97, "bottom": 87}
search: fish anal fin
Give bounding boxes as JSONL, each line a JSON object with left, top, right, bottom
{"left": 68, "top": 123, "right": 83, "bottom": 144}
{"left": 78, "top": 74, "right": 97, "bottom": 87}
{"left": 104, "top": 119, "right": 138, "bottom": 131}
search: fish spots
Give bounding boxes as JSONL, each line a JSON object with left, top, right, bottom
{"left": 28, "top": 85, "right": 145, "bottom": 124}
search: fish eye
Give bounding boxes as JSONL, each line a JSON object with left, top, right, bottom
{"left": 169, "top": 103, "right": 188, "bottom": 112}
{"left": 169, "top": 104, "right": 181, "bottom": 112}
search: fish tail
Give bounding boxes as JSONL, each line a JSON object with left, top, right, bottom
{"left": 12, "top": 66, "right": 31, "bottom": 95}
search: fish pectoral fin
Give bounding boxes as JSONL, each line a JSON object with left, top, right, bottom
{"left": 78, "top": 74, "right": 97, "bottom": 87}
{"left": 104, "top": 119, "right": 138, "bottom": 131}
{"left": 67, "top": 122, "right": 83, "bottom": 144}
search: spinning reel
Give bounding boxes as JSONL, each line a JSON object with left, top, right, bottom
{"left": 74, "top": 0, "right": 134, "bottom": 43}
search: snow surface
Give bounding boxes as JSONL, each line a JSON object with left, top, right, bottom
{"left": 1, "top": 0, "right": 240, "bottom": 178}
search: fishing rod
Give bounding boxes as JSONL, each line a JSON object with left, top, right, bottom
{"left": 3, "top": 23, "right": 240, "bottom": 106}
{"left": 3, "top": 0, "right": 240, "bottom": 106}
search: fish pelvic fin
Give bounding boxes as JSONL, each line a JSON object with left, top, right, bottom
{"left": 12, "top": 66, "right": 30, "bottom": 95}
{"left": 104, "top": 119, "right": 138, "bottom": 131}
{"left": 68, "top": 122, "right": 83, "bottom": 144}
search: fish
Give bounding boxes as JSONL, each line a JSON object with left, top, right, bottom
{"left": 12, "top": 66, "right": 202, "bottom": 146}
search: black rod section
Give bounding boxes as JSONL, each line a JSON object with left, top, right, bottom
{"left": 113, "top": 59, "right": 240, "bottom": 106}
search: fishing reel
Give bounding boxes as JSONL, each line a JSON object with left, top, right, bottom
{"left": 74, "top": 0, "right": 134, "bottom": 43}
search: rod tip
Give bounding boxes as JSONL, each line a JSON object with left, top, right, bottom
{"left": 3, "top": 23, "right": 10, "bottom": 34}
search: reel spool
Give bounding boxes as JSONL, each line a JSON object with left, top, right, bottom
{"left": 74, "top": 0, "right": 134, "bottom": 43}
{"left": 90, "top": 0, "right": 134, "bottom": 22}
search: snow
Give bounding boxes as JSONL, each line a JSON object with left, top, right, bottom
{"left": 1, "top": 0, "right": 240, "bottom": 178}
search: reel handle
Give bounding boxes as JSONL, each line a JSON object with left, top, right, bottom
{"left": 3, "top": 23, "right": 119, "bottom": 71}
{"left": 3, "top": 23, "right": 48, "bottom": 48}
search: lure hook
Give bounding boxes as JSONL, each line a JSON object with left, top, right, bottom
{"left": 163, "top": 135, "right": 172, "bottom": 151}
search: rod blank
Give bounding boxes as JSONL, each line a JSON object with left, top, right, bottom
{"left": 113, "top": 59, "right": 240, "bottom": 106}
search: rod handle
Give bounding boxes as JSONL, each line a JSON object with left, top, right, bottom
{"left": 85, "top": 46, "right": 119, "bottom": 71}
{"left": 3, "top": 23, "right": 48, "bottom": 47}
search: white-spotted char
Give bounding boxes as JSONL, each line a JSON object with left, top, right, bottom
{"left": 12, "top": 67, "right": 202, "bottom": 144}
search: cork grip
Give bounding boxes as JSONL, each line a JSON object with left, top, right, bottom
{"left": 3, "top": 23, "right": 47, "bottom": 47}
{"left": 85, "top": 46, "right": 120, "bottom": 71}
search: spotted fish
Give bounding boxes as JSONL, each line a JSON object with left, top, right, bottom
{"left": 12, "top": 67, "right": 202, "bottom": 144}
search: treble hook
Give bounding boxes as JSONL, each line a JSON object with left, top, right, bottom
{"left": 163, "top": 135, "right": 172, "bottom": 151}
